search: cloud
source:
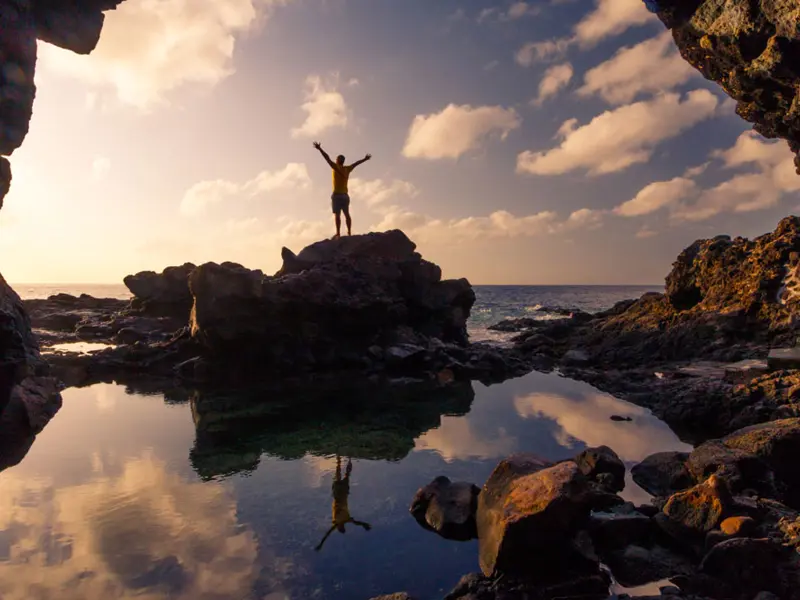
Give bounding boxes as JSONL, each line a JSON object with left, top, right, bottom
{"left": 577, "top": 32, "right": 696, "bottom": 104}
{"left": 515, "top": 0, "right": 657, "bottom": 66}
{"left": 371, "top": 207, "right": 602, "bottom": 244}
{"left": 574, "top": 0, "right": 657, "bottom": 47}
{"left": 533, "top": 63, "right": 574, "bottom": 105}
{"left": 516, "top": 39, "right": 572, "bottom": 67}
{"left": 180, "top": 162, "right": 311, "bottom": 216}
{"left": 291, "top": 74, "right": 350, "bottom": 138}
{"left": 517, "top": 90, "right": 719, "bottom": 176}
{"left": 91, "top": 156, "right": 111, "bottom": 182}
{"left": 614, "top": 177, "right": 698, "bottom": 217}
{"left": 617, "top": 133, "right": 800, "bottom": 222}
{"left": 414, "top": 416, "right": 516, "bottom": 462}
{"left": 673, "top": 133, "right": 800, "bottom": 221}
{"left": 38, "top": 0, "right": 290, "bottom": 109}
{"left": 349, "top": 178, "right": 418, "bottom": 207}
{"left": 481, "top": 2, "right": 541, "bottom": 23}
{"left": 636, "top": 226, "right": 658, "bottom": 239}
{"left": 402, "top": 104, "right": 521, "bottom": 160}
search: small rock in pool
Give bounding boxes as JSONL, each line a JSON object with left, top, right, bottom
{"left": 610, "top": 415, "right": 632, "bottom": 422}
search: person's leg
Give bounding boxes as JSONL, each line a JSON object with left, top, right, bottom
{"left": 344, "top": 207, "right": 352, "bottom": 236}
{"left": 334, "top": 212, "right": 342, "bottom": 238}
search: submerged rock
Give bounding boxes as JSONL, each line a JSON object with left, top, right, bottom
{"left": 477, "top": 458, "right": 592, "bottom": 576}
{"left": 409, "top": 476, "right": 480, "bottom": 541}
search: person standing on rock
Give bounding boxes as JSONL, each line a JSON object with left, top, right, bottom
{"left": 313, "top": 141, "right": 371, "bottom": 239}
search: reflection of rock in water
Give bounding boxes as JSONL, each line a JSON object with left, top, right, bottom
{"left": 0, "top": 456, "right": 263, "bottom": 600}
{"left": 189, "top": 378, "right": 475, "bottom": 479}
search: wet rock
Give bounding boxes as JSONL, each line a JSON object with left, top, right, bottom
{"left": 662, "top": 475, "right": 734, "bottom": 536}
{"left": 720, "top": 515, "right": 757, "bottom": 537}
{"left": 409, "top": 476, "right": 480, "bottom": 541}
{"left": 574, "top": 445, "right": 626, "bottom": 493}
{"left": 686, "top": 440, "right": 777, "bottom": 498}
{"left": 632, "top": 452, "right": 693, "bottom": 497}
{"left": 588, "top": 503, "right": 653, "bottom": 551}
{"left": 488, "top": 317, "right": 538, "bottom": 332}
{"left": 562, "top": 349, "right": 591, "bottom": 365}
{"left": 477, "top": 459, "right": 591, "bottom": 576}
{"left": 700, "top": 538, "right": 785, "bottom": 596}
{"left": 603, "top": 543, "right": 695, "bottom": 589}
{"left": 721, "top": 418, "right": 800, "bottom": 506}
{"left": 124, "top": 263, "right": 196, "bottom": 316}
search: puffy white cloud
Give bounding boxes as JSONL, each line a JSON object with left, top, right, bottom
{"left": 617, "top": 133, "right": 800, "bottom": 222}
{"left": 291, "top": 74, "right": 350, "bottom": 138}
{"left": 517, "top": 90, "right": 719, "bottom": 176}
{"left": 371, "top": 207, "right": 601, "bottom": 244}
{"left": 482, "top": 2, "right": 541, "bottom": 22}
{"left": 414, "top": 416, "right": 516, "bottom": 462}
{"left": 574, "top": 0, "right": 657, "bottom": 47}
{"left": 180, "top": 162, "right": 311, "bottom": 216}
{"left": 402, "top": 104, "right": 521, "bottom": 160}
{"left": 614, "top": 177, "right": 698, "bottom": 217}
{"left": 515, "top": 0, "right": 657, "bottom": 66}
{"left": 577, "top": 32, "right": 696, "bottom": 104}
{"left": 533, "top": 63, "right": 574, "bottom": 105}
{"left": 39, "top": 0, "right": 291, "bottom": 109}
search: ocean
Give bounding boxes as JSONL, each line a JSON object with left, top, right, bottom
{"left": 15, "top": 283, "right": 662, "bottom": 341}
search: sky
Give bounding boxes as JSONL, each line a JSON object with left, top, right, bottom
{"left": 1, "top": 0, "right": 799, "bottom": 285}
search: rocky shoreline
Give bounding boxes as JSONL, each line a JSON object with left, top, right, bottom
{"left": 6, "top": 219, "right": 800, "bottom": 599}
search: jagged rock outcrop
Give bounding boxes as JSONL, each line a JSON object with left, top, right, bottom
{"left": 0, "top": 0, "right": 125, "bottom": 207}
{"left": 189, "top": 231, "right": 475, "bottom": 375}
{"left": 123, "top": 262, "right": 196, "bottom": 316}
{"left": 651, "top": 0, "right": 800, "bottom": 174}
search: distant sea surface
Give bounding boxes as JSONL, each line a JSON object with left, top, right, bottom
{"left": 14, "top": 283, "right": 662, "bottom": 342}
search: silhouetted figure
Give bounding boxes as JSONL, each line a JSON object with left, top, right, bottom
{"left": 315, "top": 456, "right": 371, "bottom": 551}
{"left": 313, "top": 142, "right": 372, "bottom": 239}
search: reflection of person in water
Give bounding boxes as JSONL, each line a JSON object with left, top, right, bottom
{"left": 315, "top": 456, "right": 371, "bottom": 551}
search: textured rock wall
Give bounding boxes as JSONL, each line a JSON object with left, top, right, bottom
{"left": 652, "top": 0, "right": 800, "bottom": 174}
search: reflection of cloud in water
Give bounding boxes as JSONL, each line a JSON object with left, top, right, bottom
{"left": 514, "top": 391, "right": 691, "bottom": 463}
{"left": 0, "top": 455, "right": 263, "bottom": 600}
{"left": 302, "top": 455, "right": 339, "bottom": 488}
{"left": 414, "top": 416, "right": 516, "bottom": 462}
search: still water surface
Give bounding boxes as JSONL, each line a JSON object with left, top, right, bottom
{"left": 0, "top": 371, "right": 691, "bottom": 600}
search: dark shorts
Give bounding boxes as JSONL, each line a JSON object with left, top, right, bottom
{"left": 331, "top": 193, "right": 350, "bottom": 215}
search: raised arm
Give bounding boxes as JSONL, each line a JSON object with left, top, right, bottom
{"left": 349, "top": 153, "right": 372, "bottom": 170}
{"left": 313, "top": 141, "right": 337, "bottom": 169}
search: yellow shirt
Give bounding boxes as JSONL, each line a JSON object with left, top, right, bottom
{"left": 332, "top": 165, "right": 354, "bottom": 194}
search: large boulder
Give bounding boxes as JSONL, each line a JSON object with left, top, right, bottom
{"left": 632, "top": 451, "right": 693, "bottom": 497}
{"left": 409, "top": 476, "right": 480, "bottom": 541}
{"left": 476, "top": 457, "right": 593, "bottom": 576}
{"left": 652, "top": 0, "right": 800, "bottom": 174}
{"left": 124, "top": 263, "right": 196, "bottom": 316}
{"left": 720, "top": 418, "right": 800, "bottom": 506}
{"left": 189, "top": 231, "right": 475, "bottom": 374}
{"left": 661, "top": 475, "right": 735, "bottom": 537}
